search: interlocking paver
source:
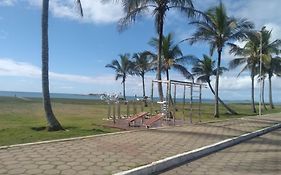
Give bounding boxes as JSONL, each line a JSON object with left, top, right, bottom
{"left": 60, "top": 169, "right": 77, "bottom": 175}
{"left": 162, "top": 128, "right": 281, "bottom": 175}
{"left": 0, "top": 113, "right": 280, "bottom": 175}
{"left": 56, "top": 164, "right": 71, "bottom": 170}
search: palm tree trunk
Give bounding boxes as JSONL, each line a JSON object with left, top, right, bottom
{"left": 268, "top": 75, "right": 274, "bottom": 109}
{"left": 207, "top": 81, "right": 238, "bottom": 115}
{"left": 157, "top": 12, "right": 164, "bottom": 101}
{"left": 214, "top": 49, "right": 221, "bottom": 118}
{"left": 141, "top": 73, "right": 148, "bottom": 107}
{"left": 42, "top": 0, "right": 63, "bottom": 131}
{"left": 123, "top": 77, "right": 126, "bottom": 100}
{"left": 141, "top": 74, "right": 145, "bottom": 97}
{"left": 251, "top": 72, "right": 257, "bottom": 113}
{"left": 166, "top": 69, "right": 169, "bottom": 80}
{"left": 262, "top": 78, "right": 267, "bottom": 110}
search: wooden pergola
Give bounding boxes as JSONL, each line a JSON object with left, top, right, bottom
{"left": 150, "top": 80, "right": 205, "bottom": 124}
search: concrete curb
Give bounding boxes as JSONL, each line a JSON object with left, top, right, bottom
{"left": 114, "top": 122, "right": 281, "bottom": 175}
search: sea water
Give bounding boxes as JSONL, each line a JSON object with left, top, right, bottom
{"left": 0, "top": 91, "right": 100, "bottom": 100}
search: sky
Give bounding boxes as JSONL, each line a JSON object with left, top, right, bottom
{"left": 0, "top": 0, "right": 281, "bottom": 102}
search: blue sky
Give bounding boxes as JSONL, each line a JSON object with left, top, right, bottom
{"left": 0, "top": 0, "right": 281, "bottom": 102}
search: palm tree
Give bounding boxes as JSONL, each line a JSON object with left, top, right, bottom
{"left": 266, "top": 56, "right": 281, "bottom": 108}
{"left": 113, "top": 0, "right": 195, "bottom": 101}
{"left": 257, "top": 74, "right": 268, "bottom": 110}
{"left": 132, "top": 52, "right": 153, "bottom": 99}
{"left": 106, "top": 54, "right": 134, "bottom": 100}
{"left": 149, "top": 33, "right": 193, "bottom": 80}
{"left": 189, "top": 2, "right": 253, "bottom": 117}
{"left": 230, "top": 28, "right": 281, "bottom": 111}
{"left": 260, "top": 28, "right": 281, "bottom": 109}
{"left": 193, "top": 55, "right": 238, "bottom": 115}
{"left": 229, "top": 32, "right": 260, "bottom": 113}
{"left": 41, "top": 0, "right": 83, "bottom": 131}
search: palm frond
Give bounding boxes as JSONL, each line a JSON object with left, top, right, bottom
{"left": 169, "top": 0, "right": 195, "bottom": 17}
{"left": 118, "top": 5, "right": 149, "bottom": 32}
{"left": 196, "top": 75, "right": 209, "bottom": 83}
{"left": 237, "top": 64, "right": 249, "bottom": 77}
{"left": 188, "top": 2, "right": 253, "bottom": 59}
{"left": 75, "top": 0, "right": 83, "bottom": 17}
{"left": 106, "top": 53, "right": 134, "bottom": 82}
{"left": 229, "top": 57, "right": 247, "bottom": 69}
{"left": 178, "top": 55, "right": 198, "bottom": 65}
{"left": 115, "top": 73, "right": 123, "bottom": 81}
{"left": 173, "top": 64, "right": 193, "bottom": 79}
{"left": 213, "top": 66, "right": 228, "bottom": 76}
{"left": 228, "top": 43, "right": 244, "bottom": 56}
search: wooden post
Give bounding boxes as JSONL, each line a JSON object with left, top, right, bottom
{"left": 199, "top": 85, "right": 202, "bottom": 122}
{"left": 113, "top": 102, "right": 116, "bottom": 124}
{"left": 133, "top": 99, "right": 137, "bottom": 114}
{"left": 172, "top": 82, "right": 176, "bottom": 125}
{"left": 126, "top": 101, "right": 130, "bottom": 117}
{"left": 174, "top": 84, "right": 177, "bottom": 104}
{"left": 140, "top": 100, "right": 144, "bottom": 112}
{"left": 107, "top": 102, "right": 111, "bottom": 120}
{"left": 189, "top": 84, "right": 193, "bottom": 124}
{"left": 117, "top": 101, "right": 121, "bottom": 119}
{"left": 183, "top": 85, "right": 186, "bottom": 121}
{"left": 150, "top": 81, "right": 154, "bottom": 115}
{"left": 166, "top": 81, "right": 170, "bottom": 103}
{"left": 166, "top": 81, "right": 170, "bottom": 120}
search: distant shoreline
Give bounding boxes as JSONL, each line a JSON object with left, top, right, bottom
{"left": 0, "top": 90, "right": 278, "bottom": 104}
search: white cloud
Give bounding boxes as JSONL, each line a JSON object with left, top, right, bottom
{"left": 0, "top": 58, "right": 159, "bottom": 96}
{"left": 0, "top": 0, "right": 16, "bottom": 6}
{"left": 26, "top": 0, "right": 123, "bottom": 24}
{"left": 0, "top": 58, "right": 116, "bottom": 85}
{"left": 233, "top": 0, "right": 281, "bottom": 27}
{"left": 217, "top": 76, "right": 251, "bottom": 91}
{"left": 0, "top": 58, "right": 41, "bottom": 77}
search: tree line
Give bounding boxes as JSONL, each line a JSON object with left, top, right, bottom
{"left": 42, "top": 0, "right": 281, "bottom": 131}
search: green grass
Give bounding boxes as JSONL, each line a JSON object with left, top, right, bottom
{"left": 0, "top": 97, "right": 119, "bottom": 146}
{"left": 174, "top": 102, "right": 281, "bottom": 122}
{"left": 0, "top": 96, "right": 280, "bottom": 146}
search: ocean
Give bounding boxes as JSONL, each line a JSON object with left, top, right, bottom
{"left": 0, "top": 91, "right": 254, "bottom": 104}
{"left": 0, "top": 91, "right": 100, "bottom": 100}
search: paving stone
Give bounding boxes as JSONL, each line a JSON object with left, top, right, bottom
{"left": 0, "top": 169, "right": 8, "bottom": 174}
{"left": 61, "top": 169, "right": 77, "bottom": 175}
{"left": 72, "top": 165, "right": 87, "bottom": 171}
{"left": 35, "top": 160, "right": 50, "bottom": 165}
{"left": 22, "top": 164, "right": 38, "bottom": 169}
{"left": 161, "top": 128, "right": 281, "bottom": 175}
{"left": 43, "top": 169, "right": 61, "bottom": 175}
{"left": 24, "top": 168, "right": 43, "bottom": 175}
{"left": 66, "top": 161, "right": 81, "bottom": 166}
{"left": 7, "top": 168, "right": 26, "bottom": 175}
{"left": 79, "top": 170, "right": 95, "bottom": 175}
{"left": 39, "top": 164, "right": 54, "bottom": 170}
{"left": 0, "top": 113, "right": 280, "bottom": 175}
{"left": 49, "top": 160, "right": 64, "bottom": 166}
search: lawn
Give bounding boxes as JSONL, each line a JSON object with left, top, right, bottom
{"left": 0, "top": 96, "right": 280, "bottom": 146}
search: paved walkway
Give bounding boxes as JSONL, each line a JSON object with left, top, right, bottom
{"left": 0, "top": 113, "right": 280, "bottom": 175}
{"left": 162, "top": 128, "right": 281, "bottom": 175}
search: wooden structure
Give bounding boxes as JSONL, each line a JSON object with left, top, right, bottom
{"left": 150, "top": 80, "right": 204, "bottom": 124}
{"left": 144, "top": 113, "right": 163, "bottom": 128}
{"left": 127, "top": 112, "right": 148, "bottom": 126}
{"left": 104, "top": 80, "right": 204, "bottom": 128}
